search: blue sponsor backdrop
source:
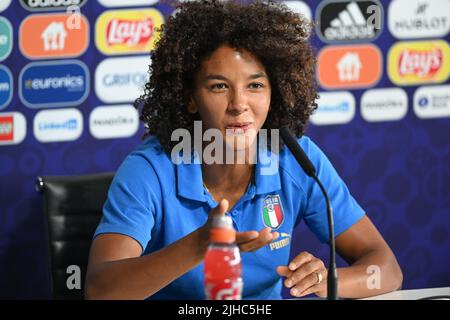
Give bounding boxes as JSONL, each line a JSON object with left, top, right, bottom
{"left": 0, "top": 0, "right": 449, "bottom": 299}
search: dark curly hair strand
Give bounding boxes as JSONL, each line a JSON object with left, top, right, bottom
{"left": 135, "top": 0, "right": 318, "bottom": 154}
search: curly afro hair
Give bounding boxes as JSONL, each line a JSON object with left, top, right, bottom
{"left": 135, "top": 0, "right": 318, "bottom": 154}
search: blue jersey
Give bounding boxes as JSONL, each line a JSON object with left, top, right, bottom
{"left": 94, "top": 135, "right": 365, "bottom": 299}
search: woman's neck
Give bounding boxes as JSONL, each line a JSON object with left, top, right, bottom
{"left": 201, "top": 163, "right": 254, "bottom": 197}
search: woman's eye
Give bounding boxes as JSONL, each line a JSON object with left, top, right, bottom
{"left": 211, "top": 83, "right": 227, "bottom": 90}
{"left": 249, "top": 83, "right": 264, "bottom": 89}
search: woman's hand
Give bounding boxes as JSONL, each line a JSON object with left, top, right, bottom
{"left": 277, "top": 252, "right": 328, "bottom": 298}
{"left": 197, "top": 199, "right": 279, "bottom": 255}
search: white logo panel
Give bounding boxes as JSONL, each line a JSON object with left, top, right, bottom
{"left": 0, "top": 0, "right": 11, "bottom": 12}
{"left": 95, "top": 56, "right": 150, "bottom": 104}
{"left": 311, "top": 91, "right": 355, "bottom": 125}
{"left": 414, "top": 85, "right": 450, "bottom": 119}
{"left": 98, "top": 0, "right": 159, "bottom": 7}
{"left": 282, "top": 1, "right": 312, "bottom": 21}
{"left": 361, "top": 88, "right": 408, "bottom": 122}
{"left": 34, "top": 108, "right": 83, "bottom": 142}
{"left": 388, "top": 0, "right": 450, "bottom": 39}
{"left": 89, "top": 105, "right": 139, "bottom": 139}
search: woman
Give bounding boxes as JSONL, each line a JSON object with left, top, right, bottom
{"left": 86, "top": 0, "right": 402, "bottom": 300}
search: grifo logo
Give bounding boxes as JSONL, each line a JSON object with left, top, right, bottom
{"left": 95, "top": 56, "right": 150, "bottom": 104}
{"left": 19, "top": 60, "right": 89, "bottom": 108}
{"left": 388, "top": 0, "right": 450, "bottom": 39}
{"left": 20, "top": 0, "right": 87, "bottom": 11}
{"left": 33, "top": 108, "right": 83, "bottom": 143}
{"left": 89, "top": 105, "right": 139, "bottom": 139}
{"left": 316, "top": 0, "right": 383, "bottom": 43}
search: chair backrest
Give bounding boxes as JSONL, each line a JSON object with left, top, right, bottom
{"left": 36, "top": 172, "right": 114, "bottom": 300}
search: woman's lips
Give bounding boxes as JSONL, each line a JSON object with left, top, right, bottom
{"left": 225, "top": 122, "right": 253, "bottom": 134}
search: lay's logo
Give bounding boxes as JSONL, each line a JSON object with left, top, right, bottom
{"left": 96, "top": 9, "right": 164, "bottom": 55}
{"left": 398, "top": 49, "right": 442, "bottom": 78}
{"left": 388, "top": 41, "right": 450, "bottom": 86}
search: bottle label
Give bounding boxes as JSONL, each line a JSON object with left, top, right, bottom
{"left": 205, "top": 278, "right": 243, "bottom": 300}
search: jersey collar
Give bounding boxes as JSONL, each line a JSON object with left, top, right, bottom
{"left": 176, "top": 146, "right": 281, "bottom": 202}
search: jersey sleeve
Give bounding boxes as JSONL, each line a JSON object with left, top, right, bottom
{"left": 300, "top": 137, "right": 365, "bottom": 243}
{"left": 93, "top": 153, "right": 161, "bottom": 251}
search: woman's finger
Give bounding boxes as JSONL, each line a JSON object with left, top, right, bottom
{"left": 285, "top": 259, "right": 324, "bottom": 288}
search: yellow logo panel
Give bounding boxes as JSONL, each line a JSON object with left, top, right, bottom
{"left": 388, "top": 40, "right": 450, "bottom": 86}
{"left": 95, "top": 9, "right": 164, "bottom": 55}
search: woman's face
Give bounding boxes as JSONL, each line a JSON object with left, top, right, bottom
{"left": 189, "top": 45, "right": 271, "bottom": 152}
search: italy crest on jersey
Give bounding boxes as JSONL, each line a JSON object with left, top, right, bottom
{"left": 262, "top": 195, "right": 284, "bottom": 230}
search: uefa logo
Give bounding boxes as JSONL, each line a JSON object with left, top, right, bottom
{"left": 19, "top": 60, "right": 89, "bottom": 109}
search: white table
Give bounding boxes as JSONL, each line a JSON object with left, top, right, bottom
{"left": 361, "top": 287, "right": 450, "bottom": 300}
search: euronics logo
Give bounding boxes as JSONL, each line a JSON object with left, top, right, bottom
{"left": 19, "top": 60, "right": 89, "bottom": 108}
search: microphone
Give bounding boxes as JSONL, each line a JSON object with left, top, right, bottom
{"left": 280, "top": 126, "right": 338, "bottom": 300}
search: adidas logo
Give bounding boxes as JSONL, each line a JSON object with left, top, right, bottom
{"left": 318, "top": 0, "right": 382, "bottom": 42}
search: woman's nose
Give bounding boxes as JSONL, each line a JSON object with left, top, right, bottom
{"left": 227, "top": 90, "right": 249, "bottom": 114}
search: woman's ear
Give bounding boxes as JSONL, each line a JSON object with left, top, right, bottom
{"left": 187, "top": 98, "right": 198, "bottom": 114}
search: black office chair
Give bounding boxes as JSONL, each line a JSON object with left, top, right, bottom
{"left": 36, "top": 172, "right": 114, "bottom": 300}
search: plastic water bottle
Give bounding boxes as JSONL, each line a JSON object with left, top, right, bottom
{"left": 204, "top": 215, "right": 243, "bottom": 300}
